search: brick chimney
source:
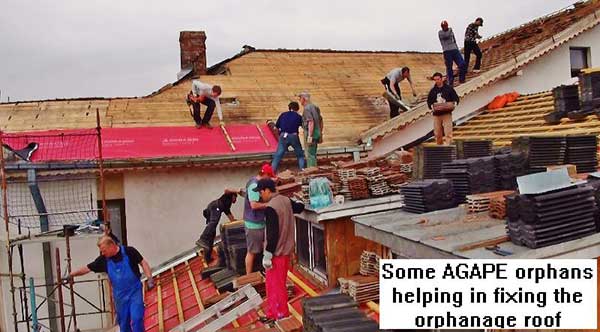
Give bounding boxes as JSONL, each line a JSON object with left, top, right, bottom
{"left": 179, "top": 31, "right": 207, "bottom": 77}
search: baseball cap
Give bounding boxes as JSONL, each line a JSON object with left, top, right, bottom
{"left": 253, "top": 178, "right": 277, "bottom": 192}
{"left": 260, "top": 163, "right": 276, "bottom": 178}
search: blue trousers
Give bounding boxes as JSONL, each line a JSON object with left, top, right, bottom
{"left": 271, "top": 133, "right": 305, "bottom": 171}
{"left": 115, "top": 287, "right": 145, "bottom": 332}
{"left": 443, "top": 49, "right": 466, "bottom": 85}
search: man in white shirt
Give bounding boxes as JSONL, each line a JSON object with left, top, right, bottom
{"left": 381, "top": 67, "right": 417, "bottom": 118}
{"left": 186, "top": 80, "right": 223, "bottom": 129}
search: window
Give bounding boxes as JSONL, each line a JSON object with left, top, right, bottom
{"left": 570, "top": 47, "right": 590, "bottom": 77}
{"left": 295, "top": 217, "right": 327, "bottom": 280}
{"left": 98, "top": 199, "right": 127, "bottom": 245}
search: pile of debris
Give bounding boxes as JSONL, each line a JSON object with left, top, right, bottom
{"left": 302, "top": 294, "right": 378, "bottom": 332}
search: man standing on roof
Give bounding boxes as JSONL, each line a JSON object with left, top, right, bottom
{"left": 464, "top": 17, "right": 484, "bottom": 73}
{"left": 69, "top": 236, "right": 153, "bottom": 332}
{"left": 381, "top": 67, "right": 418, "bottom": 118}
{"left": 438, "top": 20, "right": 466, "bottom": 86}
{"left": 244, "top": 163, "right": 276, "bottom": 274}
{"left": 271, "top": 101, "right": 305, "bottom": 172}
{"left": 254, "top": 178, "right": 304, "bottom": 321}
{"left": 196, "top": 188, "right": 242, "bottom": 263}
{"left": 427, "top": 72, "right": 460, "bottom": 145}
{"left": 186, "top": 80, "right": 223, "bottom": 129}
{"left": 298, "top": 92, "right": 323, "bottom": 168}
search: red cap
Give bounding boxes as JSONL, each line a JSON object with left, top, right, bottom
{"left": 260, "top": 163, "right": 276, "bottom": 178}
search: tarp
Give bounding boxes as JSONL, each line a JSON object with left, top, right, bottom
{"left": 1, "top": 125, "right": 278, "bottom": 162}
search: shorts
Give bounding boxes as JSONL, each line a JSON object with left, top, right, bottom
{"left": 245, "top": 227, "right": 265, "bottom": 254}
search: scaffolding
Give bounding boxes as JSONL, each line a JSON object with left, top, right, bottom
{"left": 0, "top": 111, "right": 111, "bottom": 332}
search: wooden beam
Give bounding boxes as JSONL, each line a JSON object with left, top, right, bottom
{"left": 157, "top": 281, "right": 165, "bottom": 332}
{"left": 220, "top": 124, "right": 237, "bottom": 151}
{"left": 171, "top": 268, "right": 185, "bottom": 324}
{"left": 287, "top": 271, "right": 318, "bottom": 297}
{"left": 457, "top": 235, "right": 509, "bottom": 252}
{"left": 255, "top": 124, "right": 271, "bottom": 147}
{"left": 185, "top": 261, "right": 204, "bottom": 311}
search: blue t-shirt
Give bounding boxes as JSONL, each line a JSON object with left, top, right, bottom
{"left": 276, "top": 110, "right": 303, "bottom": 135}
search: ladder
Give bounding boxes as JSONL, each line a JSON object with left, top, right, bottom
{"left": 169, "top": 284, "right": 262, "bottom": 332}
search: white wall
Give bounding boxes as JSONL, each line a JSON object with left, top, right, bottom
{"left": 372, "top": 25, "right": 600, "bottom": 155}
{"left": 123, "top": 167, "right": 257, "bottom": 265}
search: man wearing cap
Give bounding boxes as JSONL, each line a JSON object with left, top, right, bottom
{"left": 381, "top": 67, "right": 418, "bottom": 118}
{"left": 243, "top": 163, "right": 276, "bottom": 274}
{"left": 271, "top": 101, "right": 305, "bottom": 172}
{"left": 254, "top": 178, "right": 304, "bottom": 321}
{"left": 298, "top": 92, "right": 323, "bottom": 168}
{"left": 186, "top": 80, "right": 223, "bottom": 129}
{"left": 464, "top": 18, "right": 484, "bottom": 73}
{"left": 438, "top": 20, "right": 466, "bottom": 86}
{"left": 196, "top": 188, "right": 242, "bottom": 263}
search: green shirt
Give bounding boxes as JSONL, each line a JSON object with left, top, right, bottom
{"left": 244, "top": 182, "right": 265, "bottom": 229}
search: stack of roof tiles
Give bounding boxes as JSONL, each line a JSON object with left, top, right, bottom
{"left": 346, "top": 176, "right": 369, "bottom": 200}
{"left": 302, "top": 294, "right": 377, "bottom": 332}
{"left": 422, "top": 145, "right": 457, "bottom": 179}
{"left": 400, "top": 179, "right": 456, "bottom": 213}
{"left": 334, "top": 168, "right": 356, "bottom": 201}
{"left": 440, "top": 156, "right": 496, "bottom": 203}
{"left": 221, "top": 222, "right": 261, "bottom": 274}
{"left": 544, "top": 85, "right": 580, "bottom": 123}
{"left": 566, "top": 135, "right": 598, "bottom": 173}
{"left": 512, "top": 136, "right": 566, "bottom": 168}
{"left": 357, "top": 167, "right": 392, "bottom": 197}
{"left": 456, "top": 139, "right": 493, "bottom": 158}
{"left": 506, "top": 185, "right": 599, "bottom": 249}
{"left": 494, "top": 152, "right": 528, "bottom": 190}
{"left": 579, "top": 71, "right": 600, "bottom": 116}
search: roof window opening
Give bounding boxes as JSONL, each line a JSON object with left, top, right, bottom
{"left": 570, "top": 47, "right": 590, "bottom": 78}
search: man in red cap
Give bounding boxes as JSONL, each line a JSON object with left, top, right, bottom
{"left": 243, "top": 163, "right": 276, "bottom": 274}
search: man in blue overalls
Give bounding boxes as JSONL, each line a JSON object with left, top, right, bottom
{"left": 69, "top": 236, "right": 154, "bottom": 332}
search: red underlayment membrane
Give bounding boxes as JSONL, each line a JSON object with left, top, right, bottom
{"left": 1, "top": 124, "right": 278, "bottom": 162}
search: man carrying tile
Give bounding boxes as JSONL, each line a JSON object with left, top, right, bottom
{"left": 298, "top": 92, "right": 324, "bottom": 168}
{"left": 271, "top": 101, "right": 306, "bottom": 172}
{"left": 438, "top": 20, "right": 466, "bottom": 86}
{"left": 186, "top": 80, "right": 223, "bottom": 129}
{"left": 243, "top": 163, "right": 276, "bottom": 274}
{"left": 254, "top": 178, "right": 304, "bottom": 321}
{"left": 381, "top": 67, "right": 418, "bottom": 118}
{"left": 196, "top": 188, "right": 242, "bottom": 263}
{"left": 427, "top": 72, "right": 460, "bottom": 145}
{"left": 464, "top": 17, "right": 484, "bottom": 73}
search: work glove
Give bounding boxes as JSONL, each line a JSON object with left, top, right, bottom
{"left": 262, "top": 251, "right": 273, "bottom": 270}
{"left": 146, "top": 277, "right": 155, "bottom": 291}
{"left": 306, "top": 136, "right": 313, "bottom": 144}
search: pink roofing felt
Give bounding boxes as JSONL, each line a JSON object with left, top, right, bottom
{"left": 1, "top": 124, "right": 278, "bottom": 162}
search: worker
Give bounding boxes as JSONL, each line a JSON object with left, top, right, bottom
{"left": 271, "top": 101, "right": 305, "bottom": 172}
{"left": 438, "top": 20, "right": 466, "bottom": 86}
{"left": 380, "top": 67, "right": 418, "bottom": 118}
{"left": 298, "top": 92, "right": 323, "bottom": 168}
{"left": 243, "top": 163, "right": 276, "bottom": 274}
{"left": 69, "top": 236, "right": 153, "bottom": 332}
{"left": 254, "top": 178, "right": 304, "bottom": 321}
{"left": 196, "top": 189, "right": 242, "bottom": 263}
{"left": 464, "top": 17, "right": 484, "bottom": 73}
{"left": 185, "top": 80, "right": 223, "bottom": 129}
{"left": 427, "top": 72, "right": 460, "bottom": 145}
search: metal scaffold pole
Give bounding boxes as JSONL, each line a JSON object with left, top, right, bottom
{"left": 55, "top": 248, "right": 66, "bottom": 332}
{"left": 96, "top": 110, "right": 109, "bottom": 232}
{"left": 65, "top": 232, "right": 78, "bottom": 331}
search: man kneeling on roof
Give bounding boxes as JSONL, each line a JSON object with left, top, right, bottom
{"left": 69, "top": 236, "right": 154, "bottom": 332}
{"left": 196, "top": 188, "right": 243, "bottom": 263}
{"left": 254, "top": 178, "right": 304, "bottom": 321}
{"left": 186, "top": 80, "right": 223, "bottom": 129}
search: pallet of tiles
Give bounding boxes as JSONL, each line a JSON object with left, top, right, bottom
{"left": 359, "top": 251, "right": 380, "bottom": 276}
{"left": 466, "top": 190, "right": 515, "bottom": 213}
{"left": 338, "top": 276, "right": 379, "bottom": 304}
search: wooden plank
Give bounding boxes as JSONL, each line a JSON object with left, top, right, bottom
{"left": 157, "top": 280, "right": 165, "bottom": 332}
{"left": 185, "top": 261, "right": 205, "bottom": 311}
{"left": 457, "top": 235, "right": 510, "bottom": 252}
{"left": 286, "top": 271, "right": 318, "bottom": 297}
{"left": 171, "top": 267, "right": 185, "bottom": 324}
{"left": 256, "top": 124, "right": 271, "bottom": 147}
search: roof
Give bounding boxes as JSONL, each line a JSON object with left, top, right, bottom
{"left": 142, "top": 248, "right": 379, "bottom": 332}
{"left": 453, "top": 90, "right": 600, "bottom": 146}
{"left": 2, "top": 124, "right": 278, "bottom": 162}
{"left": 360, "top": 1, "right": 600, "bottom": 145}
{"left": 0, "top": 50, "right": 446, "bottom": 150}
{"left": 352, "top": 206, "right": 600, "bottom": 259}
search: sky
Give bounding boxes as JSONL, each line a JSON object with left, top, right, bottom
{"left": 0, "top": 0, "right": 576, "bottom": 102}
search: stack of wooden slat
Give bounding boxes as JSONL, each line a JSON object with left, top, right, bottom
{"left": 233, "top": 272, "right": 266, "bottom": 297}
{"left": 338, "top": 276, "right": 379, "bottom": 303}
{"left": 490, "top": 195, "right": 509, "bottom": 219}
{"left": 466, "top": 191, "right": 515, "bottom": 214}
{"left": 347, "top": 176, "right": 369, "bottom": 200}
{"left": 359, "top": 251, "right": 380, "bottom": 276}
